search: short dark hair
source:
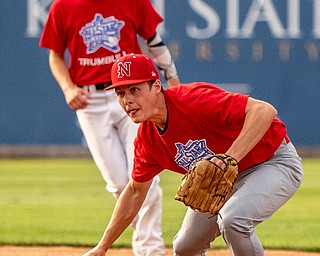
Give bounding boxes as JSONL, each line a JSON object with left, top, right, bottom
{"left": 147, "top": 80, "right": 156, "bottom": 86}
{"left": 147, "top": 80, "right": 163, "bottom": 91}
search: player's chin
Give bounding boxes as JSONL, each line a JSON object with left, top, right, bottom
{"left": 131, "top": 116, "right": 144, "bottom": 124}
{"left": 128, "top": 110, "right": 143, "bottom": 122}
{"left": 130, "top": 113, "right": 146, "bottom": 124}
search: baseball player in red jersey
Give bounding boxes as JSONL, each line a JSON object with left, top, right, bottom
{"left": 82, "top": 54, "right": 303, "bottom": 256}
{"left": 39, "top": 1, "right": 180, "bottom": 255}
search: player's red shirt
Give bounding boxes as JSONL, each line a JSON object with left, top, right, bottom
{"left": 132, "top": 82, "right": 288, "bottom": 182}
{"left": 39, "top": 0, "right": 162, "bottom": 85}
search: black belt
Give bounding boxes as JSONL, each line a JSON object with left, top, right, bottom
{"left": 78, "top": 81, "right": 112, "bottom": 91}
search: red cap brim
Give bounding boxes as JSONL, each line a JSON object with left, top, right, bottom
{"left": 105, "top": 78, "right": 151, "bottom": 90}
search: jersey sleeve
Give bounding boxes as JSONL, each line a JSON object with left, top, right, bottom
{"left": 135, "top": 0, "right": 163, "bottom": 40}
{"left": 131, "top": 126, "right": 164, "bottom": 182}
{"left": 210, "top": 87, "right": 249, "bottom": 126}
{"left": 39, "top": 0, "right": 67, "bottom": 53}
{"left": 170, "top": 83, "right": 249, "bottom": 127}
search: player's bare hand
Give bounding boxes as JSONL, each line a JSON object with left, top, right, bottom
{"left": 209, "top": 154, "right": 238, "bottom": 171}
{"left": 64, "top": 86, "right": 90, "bottom": 111}
{"left": 81, "top": 245, "right": 106, "bottom": 256}
{"left": 210, "top": 157, "right": 226, "bottom": 170}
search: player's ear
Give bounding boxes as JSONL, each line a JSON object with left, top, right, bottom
{"left": 153, "top": 79, "right": 162, "bottom": 92}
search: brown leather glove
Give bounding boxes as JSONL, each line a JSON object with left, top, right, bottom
{"left": 175, "top": 154, "right": 238, "bottom": 215}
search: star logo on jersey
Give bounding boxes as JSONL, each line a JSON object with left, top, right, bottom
{"left": 175, "top": 139, "right": 214, "bottom": 171}
{"left": 79, "top": 14, "right": 125, "bottom": 54}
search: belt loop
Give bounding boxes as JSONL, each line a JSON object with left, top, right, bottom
{"left": 78, "top": 81, "right": 112, "bottom": 91}
{"left": 95, "top": 81, "right": 112, "bottom": 90}
{"left": 77, "top": 85, "right": 90, "bottom": 92}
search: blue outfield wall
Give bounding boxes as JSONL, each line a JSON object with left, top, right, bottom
{"left": 0, "top": 0, "right": 319, "bottom": 146}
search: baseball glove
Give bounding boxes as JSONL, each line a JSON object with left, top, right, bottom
{"left": 175, "top": 154, "right": 238, "bottom": 215}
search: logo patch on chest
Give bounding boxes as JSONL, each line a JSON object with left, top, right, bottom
{"left": 79, "top": 14, "right": 124, "bottom": 54}
{"left": 175, "top": 139, "right": 214, "bottom": 171}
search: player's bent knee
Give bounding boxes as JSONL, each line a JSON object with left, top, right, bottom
{"left": 218, "top": 214, "right": 238, "bottom": 231}
{"left": 218, "top": 212, "right": 252, "bottom": 235}
{"left": 173, "top": 235, "right": 205, "bottom": 256}
{"left": 173, "top": 234, "right": 190, "bottom": 255}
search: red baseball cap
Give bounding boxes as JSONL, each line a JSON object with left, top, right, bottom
{"left": 106, "top": 53, "right": 159, "bottom": 90}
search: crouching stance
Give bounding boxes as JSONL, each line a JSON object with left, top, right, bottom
{"left": 82, "top": 54, "right": 303, "bottom": 256}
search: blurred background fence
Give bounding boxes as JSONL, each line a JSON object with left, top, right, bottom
{"left": 1, "top": 0, "right": 320, "bottom": 157}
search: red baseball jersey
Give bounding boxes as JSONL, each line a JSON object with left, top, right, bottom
{"left": 132, "top": 82, "right": 288, "bottom": 182}
{"left": 39, "top": 0, "right": 163, "bottom": 85}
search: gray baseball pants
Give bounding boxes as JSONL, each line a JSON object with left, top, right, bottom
{"left": 173, "top": 140, "right": 303, "bottom": 256}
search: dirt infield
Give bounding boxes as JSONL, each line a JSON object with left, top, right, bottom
{"left": 0, "top": 246, "right": 319, "bottom": 256}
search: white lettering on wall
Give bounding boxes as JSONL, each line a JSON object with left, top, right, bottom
{"left": 26, "top": 0, "right": 51, "bottom": 38}
{"left": 151, "top": 0, "right": 166, "bottom": 35}
{"left": 189, "top": 0, "right": 303, "bottom": 39}
{"left": 287, "top": 0, "right": 301, "bottom": 38}
{"left": 27, "top": 0, "right": 318, "bottom": 40}
{"left": 313, "top": 0, "right": 320, "bottom": 38}
{"left": 229, "top": 0, "right": 286, "bottom": 38}
{"left": 226, "top": 0, "right": 240, "bottom": 39}
{"left": 186, "top": 0, "right": 220, "bottom": 39}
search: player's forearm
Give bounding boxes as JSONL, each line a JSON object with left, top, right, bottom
{"left": 96, "top": 180, "right": 151, "bottom": 252}
{"left": 49, "top": 50, "right": 75, "bottom": 92}
{"left": 167, "top": 76, "right": 180, "bottom": 87}
{"left": 226, "top": 98, "right": 277, "bottom": 161}
{"left": 97, "top": 204, "right": 138, "bottom": 252}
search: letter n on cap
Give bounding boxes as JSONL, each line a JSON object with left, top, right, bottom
{"left": 117, "top": 62, "right": 131, "bottom": 78}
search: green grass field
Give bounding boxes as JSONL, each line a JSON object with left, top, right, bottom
{"left": 0, "top": 158, "right": 319, "bottom": 252}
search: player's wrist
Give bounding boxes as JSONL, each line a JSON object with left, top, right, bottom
{"left": 167, "top": 76, "right": 180, "bottom": 87}
{"left": 61, "top": 84, "right": 77, "bottom": 93}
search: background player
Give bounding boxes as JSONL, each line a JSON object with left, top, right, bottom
{"left": 82, "top": 54, "right": 303, "bottom": 256}
{"left": 39, "top": 1, "right": 180, "bottom": 255}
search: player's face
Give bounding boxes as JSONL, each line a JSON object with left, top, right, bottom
{"left": 115, "top": 81, "right": 162, "bottom": 123}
